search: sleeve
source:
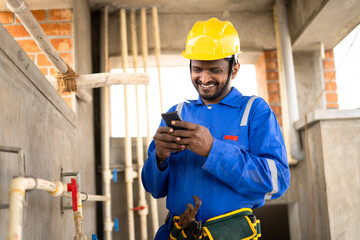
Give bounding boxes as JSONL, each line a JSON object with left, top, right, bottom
{"left": 202, "top": 98, "right": 290, "bottom": 200}
{"left": 141, "top": 105, "right": 177, "bottom": 199}
{"left": 141, "top": 140, "right": 169, "bottom": 199}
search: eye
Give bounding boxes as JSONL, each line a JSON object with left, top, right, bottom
{"left": 192, "top": 67, "right": 202, "bottom": 73}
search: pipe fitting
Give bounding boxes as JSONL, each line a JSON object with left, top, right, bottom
{"left": 48, "top": 181, "right": 64, "bottom": 197}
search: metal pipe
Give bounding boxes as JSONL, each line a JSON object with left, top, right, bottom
{"left": 131, "top": 9, "right": 149, "bottom": 240}
{"left": 121, "top": 8, "right": 136, "bottom": 240}
{"left": 141, "top": 8, "right": 159, "bottom": 235}
{"left": 5, "top": 0, "right": 91, "bottom": 102}
{"left": 274, "top": 0, "right": 304, "bottom": 161}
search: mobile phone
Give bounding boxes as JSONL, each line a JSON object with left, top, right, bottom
{"left": 161, "top": 111, "right": 188, "bottom": 130}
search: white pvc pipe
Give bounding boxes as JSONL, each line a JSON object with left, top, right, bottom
{"left": 101, "top": 6, "right": 113, "bottom": 240}
{"left": 130, "top": 9, "right": 148, "bottom": 240}
{"left": 120, "top": 8, "right": 135, "bottom": 240}
{"left": 7, "top": 177, "right": 36, "bottom": 240}
{"left": 141, "top": 8, "right": 159, "bottom": 236}
{"left": 275, "top": 0, "right": 303, "bottom": 161}
{"left": 73, "top": 193, "right": 87, "bottom": 240}
{"left": 7, "top": 177, "right": 106, "bottom": 240}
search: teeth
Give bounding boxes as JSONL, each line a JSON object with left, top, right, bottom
{"left": 200, "top": 84, "right": 214, "bottom": 88}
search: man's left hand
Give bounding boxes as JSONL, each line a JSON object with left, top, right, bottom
{"left": 171, "top": 120, "right": 214, "bottom": 157}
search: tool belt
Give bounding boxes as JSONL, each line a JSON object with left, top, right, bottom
{"left": 169, "top": 208, "right": 261, "bottom": 240}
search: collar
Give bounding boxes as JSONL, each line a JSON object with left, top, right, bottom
{"left": 188, "top": 87, "right": 243, "bottom": 108}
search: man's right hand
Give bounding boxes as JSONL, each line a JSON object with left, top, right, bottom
{"left": 154, "top": 126, "right": 186, "bottom": 162}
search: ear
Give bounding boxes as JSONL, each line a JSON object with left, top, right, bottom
{"left": 231, "top": 62, "right": 240, "bottom": 80}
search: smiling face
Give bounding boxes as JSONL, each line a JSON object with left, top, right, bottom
{"left": 191, "top": 59, "right": 240, "bottom": 105}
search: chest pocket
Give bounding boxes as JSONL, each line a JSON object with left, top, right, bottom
{"left": 222, "top": 126, "right": 249, "bottom": 150}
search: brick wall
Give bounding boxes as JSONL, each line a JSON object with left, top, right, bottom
{"left": 323, "top": 50, "right": 339, "bottom": 109}
{"left": 255, "top": 50, "right": 282, "bottom": 126}
{"left": 0, "top": 9, "right": 75, "bottom": 110}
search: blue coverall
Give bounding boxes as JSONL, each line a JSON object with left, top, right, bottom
{"left": 141, "top": 87, "right": 290, "bottom": 239}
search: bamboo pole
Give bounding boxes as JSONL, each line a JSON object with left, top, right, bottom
{"left": 100, "top": 6, "right": 113, "bottom": 240}
{"left": 131, "top": 9, "right": 148, "bottom": 240}
{"left": 141, "top": 8, "right": 159, "bottom": 236}
{"left": 6, "top": 0, "right": 92, "bottom": 103}
{"left": 46, "top": 72, "right": 150, "bottom": 89}
{"left": 121, "top": 8, "right": 135, "bottom": 240}
{"left": 152, "top": 6, "right": 164, "bottom": 112}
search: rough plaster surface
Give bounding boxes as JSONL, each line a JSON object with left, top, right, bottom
{"left": 0, "top": 25, "right": 77, "bottom": 239}
{"left": 321, "top": 119, "right": 360, "bottom": 239}
{"left": 293, "top": 51, "right": 325, "bottom": 118}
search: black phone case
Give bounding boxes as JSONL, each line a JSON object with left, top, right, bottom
{"left": 161, "top": 111, "right": 188, "bottom": 130}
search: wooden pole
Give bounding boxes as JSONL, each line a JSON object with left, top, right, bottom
{"left": 6, "top": 0, "right": 91, "bottom": 102}
{"left": 152, "top": 6, "right": 164, "bottom": 112}
{"left": 131, "top": 9, "right": 148, "bottom": 240}
{"left": 121, "top": 8, "right": 135, "bottom": 240}
{"left": 142, "top": 8, "right": 159, "bottom": 236}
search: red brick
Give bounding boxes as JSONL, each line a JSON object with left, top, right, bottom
{"left": 266, "top": 71, "right": 279, "bottom": 80}
{"left": 50, "top": 67, "right": 57, "bottom": 76}
{"left": 326, "top": 93, "right": 338, "bottom": 103}
{"left": 41, "top": 23, "right": 71, "bottom": 36}
{"left": 17, "top": 39, "right": 40, "bottom": 53}
{"left": 49, "top": 9, "right": 72, "bottom": 21}
{"left": 324, "top": 50, "right": 334, "bottom": 59}
{"left": 267, "top": 82, "right": 280, "bottom": 93}
{"left": 264, "top": 50, "right": 277, "bottom": 59}
{"left": 327, "top": 103, "right": 339, "bottom": 109}
{"left": 60, "top": 52, "right": 73, "bottom": 67}
{"left": 39, "top": 67, "right": 48, "bottom": 75}
{"left": 271, "top": 105, "right": 282, "bottom": 116}
{"left": 276, "top": 116, "right": 282, "bottom": 126}
{"left": 50, "top": 38, "right": 73, "bottom": 51}
{"left": 265, "top": 60, "right": 278, "bottom": 70}
{"left": 269, "top": 93, "right": 281, "bottom": 103}
{"left": 324, "top": 71, "right": 336, "bottom": 80}
{"left": 4, "top": 25, "right": 30, "bottom": 37}
{"left": 0, "top": 12, "right": 14, "bottom": 24}
{"left": 37, "top": 54, "right": 52, "bottom": 66}
{"left": 325, "top": 81, "right": 337, "bottom": 91}
{"left": 323, "top": 59, "right": 335, "bottom": 69}
{"left": 16, "top": 10, "right": 46, "bottom": 23}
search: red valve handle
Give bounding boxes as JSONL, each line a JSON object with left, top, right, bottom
{"left": 67, "top": 178, "right": 78, "bottom": 211}
{"left": 131, "top": 206, "right": 146, "bottom": 211}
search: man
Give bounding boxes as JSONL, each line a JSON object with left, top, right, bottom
{"left": 142, "top": 18, "right": 290, "bottom": 240}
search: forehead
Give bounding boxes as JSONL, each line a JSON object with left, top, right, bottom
{"left": 191, "top": 59, "right": 229, "bottom": 68}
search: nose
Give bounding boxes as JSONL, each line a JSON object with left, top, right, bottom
{"left": 200, "top": 70, "right": 211, "bottom": 84}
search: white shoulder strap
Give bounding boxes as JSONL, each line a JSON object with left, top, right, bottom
{"left": 240, "top": 96, "right": 258, "bottom": 126}
{"left": 176, "top": 102, "right": 184, "bottom": 117}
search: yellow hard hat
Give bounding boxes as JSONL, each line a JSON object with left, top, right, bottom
{"left": 181, "top": 18, "right": 241, "bottom": 60}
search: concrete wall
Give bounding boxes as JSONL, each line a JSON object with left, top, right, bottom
{"left": 293, "top": 50, "right": 325, "bottom": 117}
{"left": 270, "top": 109, "right": 360, "bottom": 239}
{"left": 73, "top": 0, "right": 97, "bottom": 236}
{"left": 0, "top": 24, "right": 78, "bottom": 239}
{"left": 288, "top": 0, "right": 328, "bottom": 43}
